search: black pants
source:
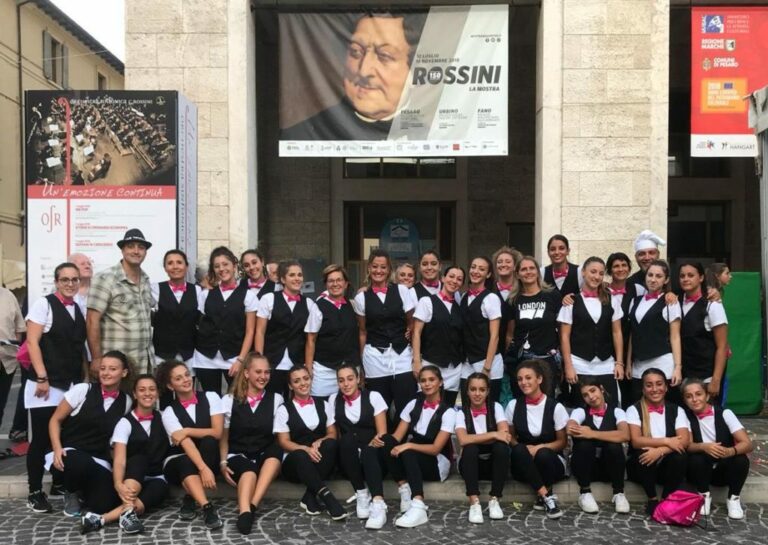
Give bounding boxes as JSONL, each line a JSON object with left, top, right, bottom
{"left": 123, "top": 455, "right": 169, "bottom": 511}
{"left": 460, "top": 378, "right": 502, "bottom": 406}
{"left": 337, "top": 433, "right": 386, "bottom": 497}
{"left": 227, "top": 444, "right": 283, "bottom": 482}
{"left": 27, "top": 406, "right": 59, "bottom": 492}
{"left": 509, "top": 443, "right": 565, "bottom": 492}
{"left": 383, "top": 435, "right": 441, "bottom": 497}
{"left": 266, "top": 369, "right": 289, "bottom": 398}
{"left": 459, "top": 442, "right": 509, "bottom": 497}
{"left": 163, "top": 436, "right": 220, "bottom": 486}
{"left": 443, "top": 389, "right": 459, "bottom": 408}
{"left": 365, "top": 372, "right": 416, "bottom": 425}
{"left": 11, "top": 366, "right": 29, "bottom": 433}
{"left": 570, "top": 439, "right": 625, "bottom": 493}
{"left": 561, "top": 374, "right": 619, "bottom": 409}
{"left": 687, "top": 452, "right": 749, "bottom": 496}
{"left": 194, "top": 369, "right": 233, "bottom": 396}
{"left": 0, "top": 366, "right": 15, "bottom": 427}
{"left": 618, "top": 377, "right": 633, "bottom": 410}
{"left": 50, "top": 449, "right": 120, "bottom": 514}
{"left": 282, "top": 439, "right": 338, "bottom": 495}
{"left": 629, "top": 379, "right": 680, "bottom": 406}
{"left": 626, "top": 452, "right": 687, "bottom": 499}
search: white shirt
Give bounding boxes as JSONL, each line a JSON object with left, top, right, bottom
{"left": 415, "top": 282, "right": 440, "bottom": 297}
{"left": 633, "top": 297, "right": 681, "bottom": 324}
{"left": 327, "top": 391, "right": 388, "bottom": 425}
{"left": 413, "top": 295, "right": 457, "bottom": 323}
{"left": 274, "top": 398, "right": 332, "bottom": 434}
{"left": 630, "top": 298, "right": 682, "bottom": 379}
{"left": 681, "top": 299, "right": 728, "bottom": 330}
{"left": 569, "top": 406, "right": 627, "bottom": 429}
{"left": 161, "top": 391, "right": 224, "bottom": 435}
{"left": 540, "top": 265, "right": 585, "bottom": 290}
{"left": 257, "top": 293, "right": 317, "bottom": 370}
{"left": 352, "top": 285, "right": 417, "bottom": 316}
{"left": 198, "top": 287, "right": 259, "bottom": 313}
{"left": 111, "top": 412, "right": 154, "bottom": 445}
{"left": 65, "top": 382, "right": 132, "bottom": 416}
{"left": 220, "top": 392, "right": 284, "bottom": 429}
{"left": 558, "top": 295, "right": 624, "bottom": 374}
{"left": 455, "top": 402, "right": 507, "bottom": 433}
{"left": 459, "top": 290, "right": 503, "bottom": 320}
{"left": 504, "top": 396, "right": 569, "bottom": 438}
{"left": 625, "top": 404, "right": 690, "bottom": 437}
{"left": 690, "top": 409, "right": 743, "bottom": 443}
{"left": 399, "top": 399, "right": 456, "bottom": 436}
{"left": 150, "top": 282, "right": 204, "bottom": 307}
{"left": 27, "top": 296, "right": 78, "bottom": 332}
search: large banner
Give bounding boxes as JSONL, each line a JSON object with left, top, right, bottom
{"left": 279, "top": 5, "right": 508, "bottom": 157}
{"left": 25, "top": 90, "right": 197, "bottom": 303}
{"left": 691, "top": 7, "right": 768, "bottom": 157}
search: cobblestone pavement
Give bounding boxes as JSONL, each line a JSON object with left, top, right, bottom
{"left": 1, "top": 498, "right": 767, "bottom": 545}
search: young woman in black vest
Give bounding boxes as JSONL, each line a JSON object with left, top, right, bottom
{"left": 567, "top": 377, "right": 630, "bottom": 515}
{"left": 383, "top": 366, "right": 455, "bottom": 528}
{"left": 24, "top": 262, "right": 86, "bottom": 513}
{"left": 505, "top": 359, "right": 568, "bottom": 519}
{"left": 47, "top": 351, "right": 131, "bottom": 532}
{"left": 413, "top": 250, "right": 441, "bottom": 300}
{"left": 456, "top": 372, "right": 510, "bottom": 524}
{"left": 240, "top": 248, "right": 278, "bottom": 300}
{"left": 219, "top": 352, "right": 283, "bottom": 534}
{"left": 412, "top": 265, "right": 465, "bottom": 406}
{"left": 506, "top": 256, "right": 562, "bottom": 399}
{"left": 493, "top": 246, "right": 522, "bottom": 372}
{"left": 460, "top": 256, "right": 503, "bottom": 403}
{"left": 682, "top": 379, "right": 751, "bottom": 519}
{"left": 194, "top": 246, "right": 258, "bottom": 395}
{"left": 559, "top": 257, "right": 624, "bottom": 408}
{"left": 96, "top": 374, "right": 170, "bottom": 534}
{"left": 331, "top": 363, "right": 390, "bottom": 530}
{"left": 158, "top": 360, "right": 224, "bottom": 530}
{"left": 275, "top": 365, "right": 346, "bottom": 520}
{"left": 541, "top": 235, "right": 582, "bottom": 297}
{"left": 625, "top": 367, "right": 689, "bottom": 515}
{"left": 626, "top": 260, "right": 682, "bottom": 405}
{"left": 678, "top": 262, "right": 729, "bottom": 405}
{"left": 395, "top": 262, "right": 416, "bottom": 288}
{"left": 255, "top": 260, "right": 316, "bottom": 397}
{"left": 353, "top": 249, "right": 417, "bottom": 421}
{"left": 607, "top": 252, "right": 637, "bottom": 409}
{"left": 305, "top": 264, "right": 359, "bottom": 399}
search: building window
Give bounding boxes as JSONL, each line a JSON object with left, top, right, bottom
{"left": 43, "top": 30, "right": 68, "bottom": 88}
{"left": 668, "top": 202, "right": 730, "bottom": 264}
{"left": 507, "top": 222, "right": 534, "bottom": 256}
{"left": 343, "top": 158, "right": 456, "bottom": 179}
{"left": 97, "top": 72, "right": 107, "bottom": 90}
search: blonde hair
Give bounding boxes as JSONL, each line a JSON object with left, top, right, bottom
{"left": 230, "top": 352, "right": 270, "bottom": 402}
{"left": 509, "top": 255, "right": 552, "bottom": 300}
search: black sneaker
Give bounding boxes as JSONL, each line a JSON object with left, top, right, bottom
{"left": 178, "top": 494, "right": 197, "bottom": 521}
{"left": 236, "top": 511, "right": 254, "bottom": 535}
{"left": 202, "top": 502, "right": 223, "bottom": 530}
{"left": 646, "top": 499, "right": 659, "bottom": 517}
{"left": 319, "top": 489, "right": 348, "bottom": 521}
{"left": 300, "top": 491, "right": 322, "bottom": 516}
{"left": 119, "top": 507, "right": 145, "bottom": 534}
{"left": 27, "top": 490, "right": 52, "bottom": 513}
{"left": 543, "top": 495, "right": 563, "bottom": 520}
{"left": 80, "top": 512, "right": 103, "bottom": 534}
{"left": 49, "top": 483, "right": 66, "bottom": 497}
{"left": 63, "top": 491, "right": 83, "bottom": 517}
{"left": 532, "top": 496, "right": 546, "bottom": 511}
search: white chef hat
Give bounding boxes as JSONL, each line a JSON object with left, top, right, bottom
{"left": 634, "top": 230, "right": 666, "bottom": 252}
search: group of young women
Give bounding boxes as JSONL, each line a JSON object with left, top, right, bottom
{"left": 21, "top": 236, "right": 749, "bottom": 534}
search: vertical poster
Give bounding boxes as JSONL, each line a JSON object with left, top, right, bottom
{"left": 691, "top": 7, "right": 768, "bottom": 157}
{"left": 25, "top": 91, "right": 197, "bottom": 303}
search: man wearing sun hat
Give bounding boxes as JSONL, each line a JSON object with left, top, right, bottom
{"left": 86, "top": 229, "right": 155, "bottom": 374}
{"left": 627, "top": 229, "right": 666, "bottom": 297}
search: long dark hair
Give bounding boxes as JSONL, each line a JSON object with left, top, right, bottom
{"left": 515, "top": 359, "right": 551, "bottom": 400}
{"left": 581, "top": 256, "right": 611, "bottom": 305}
{"left": 577, "top": 375, "right": 612, "bottom": 407}
{"left": 462, "top": 372, "right": 496, "bottom": 432}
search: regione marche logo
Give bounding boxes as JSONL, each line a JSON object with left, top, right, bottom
{"left": 702, "top": 15, "right": 725, "bottom": 34}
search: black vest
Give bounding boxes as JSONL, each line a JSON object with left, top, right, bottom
{"left": 463, "top": 404, "right": 497, "bottom": 435}
{"left": 364, "top": 284, "right": 408, "bottom": 353}
{"left": 167, "top": 393, "right": 212, "bottom": 457}
{"left": 513, "top": 396, "right": 556, "bottom": 445}
{"left": 495, "top": 287, "right": 514, "bottom": 355}
{"left": 285, "top": 397, "right": 327, "bottom": 446}
{"left": 264, "top": 293, "right": 309, "bottom": 367}
{"left": 629, "top": 401, "right": 678, "bottom": 456}
{"left": 628, "top": 270, "right": 646, "bottom": 292}
{"left": 239, "top": 277, "right": 277, "bottom": 299}
{"left": 125, "top": 410, "right": 169, "bottom": 476}
{"left": 680, "top": 299, "right": 716, "bottom": 379}
{"left": 570, "top": 295, "right": 615, "bottom": 362}
{"left": 334, "top": 390, "right": 376, "bottom": 446}
{"left": 228, "top": 393, "right": 277, "bottom": 457}
{"left": 60, "top": 384, "right": 128, "bottom": 460}
{"left": 460, "top": 290, "right": 499, "bottom": 362}
{"left": 629, "top": 297, "right": 671, "bottom": 361}
{"left": 407, "top": 396, "right": 452, "bottom": 457}
{"left": 583, "top": 405, "right": 618, "bottom": 432}
{"left": 313, "top": 298, "right": 360, "bottom": 368}
{"left": 420, "top": 295, "right": 464, "bottom": 367}
{"left": 685, "top": 406, "right": 734, "bottom": 447}
{"left": 196, "top": 285, "right": 248, "bottom": 360}
{"left": 616, "top": 283, "right": 637, "bottom": 356}
{"left": 152, "top": 282, "right": 198, "bottom": 360}
{"left": 544, "top": 263, "right": 580, "bottom": 296}
{"left": 414, "top": 282, "right": 438, "bottom": 300}
{"left": 37, "top": 294, "right": 86, "bottom": 390}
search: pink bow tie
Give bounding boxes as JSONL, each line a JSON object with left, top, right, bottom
{"left": 180, "top": 393, "right": 198, "bottom": 409}
{"left": 169, "top": 282, "right": 186, "bottom": 293}
{"left": 56, "top": 293, "right": 75, "bottom": 306}
{"left": 582, "top": 290, "right": 598, "bottom": 298}
{"left": 284, "top": 293, "right": 301, "bottom": 303}
{"left": 588, "top": 407, "right": 606, "bottom": 417}
{"left": 372, "top": 286, "right": 388, "bottom": 295}
{"left": 328, "top": 297, "right": 346, "bottom": 309}
{"left": 497, "top": 282, "right": 512, "bottom": 291}
{"left": 525, "top": 394, "right": 544, "bottom": 406}
{"left": 343, "top": 391, "right": 361, "bottom": 406}
{"left": 468, "top": 288, "right": 484, "bottom": 297}
{"left": 248, "top": 392, "right": 264, "bottom": 408}
{"left": 553, "top": 267, "right": 568, "bottom": 279}
{"left": 696, "top": 406, "right": 714, "bottom": 419}
{"left": 439, "top": 292, "right": 454, "bottom": 303}
{"left": 294, "top": 397, "right": 314, "bottom": 408}
{"left": 102, "top": 389, "right": 118, "bottom": 400}
{"left": 644, "top": 292, "right": 661, "bottom": 301}
{"left": 610, "top": 287, "right": 626, "bottom": 296}
{"left": 647, "top": 404, "right": 664, "bottom": 414}
{"left": 134, "top": 411, "right": 153, "bottom": 422}
{"left": 423, "top": 281, "right": 440, "bottom": 289}
{"left": 685, "top": 292, "right": 702, "bottom": 304}
{"left": 248, "top": 280, "right": 265, "bottom": 290}
{"left": 423, "top": 400, "right": 440, "bottom": 410}
{"left": 220, "top": 283, "right": 237, "bottom": 292}
{"left": 470, "top": 406, "right": 487, "bottom": 418}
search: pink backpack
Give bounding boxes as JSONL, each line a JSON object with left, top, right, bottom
{"left": 652, "top": 490, "right": 705, "bottom": 526}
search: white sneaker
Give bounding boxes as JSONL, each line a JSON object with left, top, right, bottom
{"left": 488, "top": 498, "right": 504, "bottom": 520}
{"left": 578, "top": 492, "right": 599, "bottom": 514}
{"left": 701, "top": 491, "right": 711, "bottom": 516}
{"left": 726, "top": 495, "right": 744, "bottom": 520}
{"left": 356, "top": 489, "right": 371, "bottom": 519}
{"left": 468, "top": 501, "right": 483, "bottom": 524}
{"left": 398, "top": 483, "right": 412, "bottom": 513}
{"left": 395, "top": 499, "right": 429, "bottom": 528}
{"left": 365, "top": 499, "right": 387, "bottom": 530}
{"left": 612, "top": 493, "right": 630, "bottom": 514}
